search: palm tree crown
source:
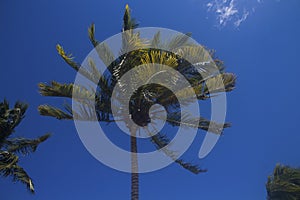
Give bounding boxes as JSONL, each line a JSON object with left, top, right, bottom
{"left": 0, "top": 100, "right": 50, "bottom": 193}
{"left": 38, "top": 4, "right": 236, "bottom": 200}
{"left": 267, "top": 164, "right": 300, "bottom": 200}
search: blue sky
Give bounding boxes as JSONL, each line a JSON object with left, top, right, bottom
{"left": 1, "top": 0, "right": 300, "bottom": 199}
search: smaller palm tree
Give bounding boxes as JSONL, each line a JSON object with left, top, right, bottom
{"left": 0, "top": 99, "right": 50, "bottom": 193}
{"left": 266, "top": 164, "right": 300, "bottom": 200}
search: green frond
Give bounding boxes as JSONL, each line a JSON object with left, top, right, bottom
{"left": 13, "top": 101, "right": 28, "bottom": 116}
{"left": 0, "top": 100, "right": 28, "bottom": 144}
{"left": 147, "top": 130, "right": 206, "bottom": 174}
{"left": 164, "top": 111, "right": 230, "bottom": 134}
{"left": 123, "top": 4, "right": 139, "bottom": 31}
{"left": 140, "top": 50, "right": 178, "bottom": 67}
{"left": 0, "top": 151, "right": 18, "bottom": 170}
{"left": 121, "top": 32, "right": 148, "bottom": 55}
{"left": 151, "top": 31, "right": 161, "bottom": 49}
{"left": 56, "top": 44, "right": 79, "bottom": 71}
{"left": 0, "top": 152, "right": 34, "bottom": 193}
{"left": 88, "top": 24, "right": 116, "bottom": 67}
{"left": 38, "top": 105, "right": 73, "bottom": 120}
{"left": 4, "top": 134, "right": 50, "bottom": 155}
{"left": 0, "top": 99, "right": 9, "bottom": 111}
{"left": 88, "top": 23, "right": 99, "bottom": 47}
{"left": 208, "top": 49, "right": 226, "bottom": 72}
{"left": 203, "top": 73, "right": 236, "bottom": 95}
{"left": 56, "top": 44, "right": 99, "bottom": 84}
{"left": 0, "top": 100, "right": 48, "bottom": 193}
{"left": 159, "top": 72, "right": 236, "bottom": 106}
{"left": 0, "top": 163, "right": 35, "bottom": 193}
{"left": 267, "top": 164, "right": 300, "bottom": 199}
{"left": 39, "top": 81, "right": 95, "bottom": 100}
{"left": 167, "top": 33, "right": 193, "bottom": 51}
{"left": 93, "top": 43, "right": 116, "bottom": 67}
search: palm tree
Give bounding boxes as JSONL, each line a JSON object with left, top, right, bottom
{"left": 0, "top": 99, "right": 50, "bottom": 193}
{"left": 38, "top": 5, "right": 236, "bottom": 200}
{"left": 266, "top": 164, "right": 300, "bottom": 199}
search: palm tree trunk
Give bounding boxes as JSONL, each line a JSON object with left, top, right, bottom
{"left": 130, "top": 127, "right": 139, "bottom": 200}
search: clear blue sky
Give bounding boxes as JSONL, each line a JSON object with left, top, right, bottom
{"left": 1, "top": 0, "right": 300, "bottom": 199}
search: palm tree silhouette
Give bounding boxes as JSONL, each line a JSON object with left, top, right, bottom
{"left": 0, "top": 100, "right": 50, "bottom": 193}
{"left": 38, "top": 5, "right": 236, "bottom": 200}
{"left": 267, "top": 164, "right": 300, "bottom": 199}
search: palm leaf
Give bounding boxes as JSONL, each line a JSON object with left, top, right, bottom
{"left": 4, "top": 134, "right": 50, "bottom": 155}
{"left": 145, "top": 128, "right": 206, "bottom": 174}
{"left": 267, "top": 164, "right": 300, "bottom": 200}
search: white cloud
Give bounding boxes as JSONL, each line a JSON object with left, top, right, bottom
{"left": 234, "top": 10, "right": 249, "bottom": 27}
{"left": 205, "top": 0, "right": 261, "bottom": 27}
{"left": 216, "top": 0, "right": 238, "bottom": 26}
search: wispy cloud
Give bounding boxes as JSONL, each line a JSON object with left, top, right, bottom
{"left": 205, "top": 0, "right": 260, "bottom": 28}
{"left": 234, "top": 10, "right": 249, "bottom": 27}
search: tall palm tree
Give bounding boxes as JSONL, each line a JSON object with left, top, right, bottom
{"left": 266, "top": 164, "right": 300, "bottom": 199}
{"left": 0, "top": 99, "right": 50, "bottom": 193}
{"left": 38, "top": 5, "right": 236, "bottom": 200}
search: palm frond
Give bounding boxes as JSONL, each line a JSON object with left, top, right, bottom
{"left": 0, "top": 152, "right": 34, "bottom": 193}
{"left": 0, "top": 101, "right": 28, "bottom": 144}
{"left": 88, "top": 23, "right": 99, "bottom": 47}
{"left": 146, "top": 129, "right": 206, "bottom": 174}
{"left": 38, "top": 105, "right": 73, "bottom": 120}
{"left": 0, "top": 151, "right": 18, "bottom": 170}
{"left": 4, "top": 134, "right": 50, "bottom": 155}
{"left": 56, "top": 44, "right": 99, "bottom": 84}
{"left": 123, "top": 4, "right": 139, "bottom": 31}
{"left": 164, "top": 111, "right": 230, "bottom": 134}
{"left": 203, "top": 73, "right": 236, "bottom": 95}
{"left": 151, "top": 31, "right": 161, "bottom": 49}
{"left": 167, "top": 33, "right": 192, "bottom": 51}
{"left": 88, "top": 24, "right": 116, "bottom": 67}
{"left": 39, "top": 81, "right": 95, "bottom": 100}
{"left": 267, "top": 164, "right": 300, "bottom": 200}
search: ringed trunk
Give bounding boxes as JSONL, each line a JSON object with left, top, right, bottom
{"left": 130, "top": 127, "right": 139, "bottom": 200}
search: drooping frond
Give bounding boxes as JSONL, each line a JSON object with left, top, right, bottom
{"left": 267, "top": 164, "right": 300, "bottom": 200}
{"left": 0, "top": 100, "right": 49, "bottom": 193}
{"left": 0, "top": 152, "right": 34, "bottom": 193}
{"left": 146, "top": 129, "right": 206, "bottom": 174}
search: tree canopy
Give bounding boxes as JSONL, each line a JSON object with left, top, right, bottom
{"left": 0, "top": 100, "right": 50, "bottom": 193}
